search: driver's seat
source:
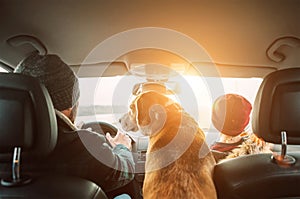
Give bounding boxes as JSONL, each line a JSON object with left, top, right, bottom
{"left": 0, "top": 72, "right": 108, "bottom": 198}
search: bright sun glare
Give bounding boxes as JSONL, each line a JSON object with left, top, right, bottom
{"left": 77, "top": 76, "right": 262, "bottom": 131}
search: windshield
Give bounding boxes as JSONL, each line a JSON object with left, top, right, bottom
{"left": 76, "top": 76, "right": 262, "bottom": 133}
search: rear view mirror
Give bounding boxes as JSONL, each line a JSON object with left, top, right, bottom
{"left": 132, "top": 82, "right": 180, "bottom": 95}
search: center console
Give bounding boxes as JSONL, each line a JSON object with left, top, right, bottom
{"left": 131, "top": 135, "right": 148, "bottom": 185}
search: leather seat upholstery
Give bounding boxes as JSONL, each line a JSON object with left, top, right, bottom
{"left": 0, "top": 73, "right": 108, "bottom": 199}
{"left": 213, "top": 68, "right": 300, "bottom": 199}
{"left": 0, "top": 175, "right": 108, "bottom": 199}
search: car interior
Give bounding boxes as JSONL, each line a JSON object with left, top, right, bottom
{"left": 0, "top": 0, "right": 300, "bottom": 198}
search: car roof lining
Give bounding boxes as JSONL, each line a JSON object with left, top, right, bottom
{"left": 0, "top": 0, "right": 299, "bottom": 77}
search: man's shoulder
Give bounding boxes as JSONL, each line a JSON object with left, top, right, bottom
{"left": 58, "top": 125, "right": 107, "bottom": 144}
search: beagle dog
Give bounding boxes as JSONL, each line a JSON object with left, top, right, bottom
{"left": 124, "top": 91, "right": 217, "bottom": 199}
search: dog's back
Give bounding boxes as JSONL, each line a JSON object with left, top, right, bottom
{"left": 143, "top": 111, "right": 217, "bottom": 199}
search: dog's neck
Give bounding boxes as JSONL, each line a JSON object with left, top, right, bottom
{"left": 145, "top": 111, "right": 201, "bottom": 172}
{"left": 147, "top": 111, "right": 186, "bottom": 152}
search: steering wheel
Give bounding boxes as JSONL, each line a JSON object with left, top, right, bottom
{"left": 81, "top": 121, "right": 136, "bottom": 151}
{"left": 81, "top": 121, "right": 118, "bottom": 137}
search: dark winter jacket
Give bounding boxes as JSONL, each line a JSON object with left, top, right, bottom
{"left": 20, "top": 111, "right": 135, "bottom": 193}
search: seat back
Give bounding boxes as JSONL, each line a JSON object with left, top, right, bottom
{"left": 252, "top": 68, "right": 300, "bottom": 144}
{"left": 213, "top": 68, "right": 300, "bottom": 199}
{"left": 0, "top": 73, "right": 57, "bottom": 157}
{"left": 0, "top": 73, "right": 107, "bottom": 198}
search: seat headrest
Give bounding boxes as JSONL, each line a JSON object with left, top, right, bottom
{"left": 252, "top": 68, "right": 300, "bottom": 144}
{"left": 0, "top": 73, "right": 57, "bottom": 157}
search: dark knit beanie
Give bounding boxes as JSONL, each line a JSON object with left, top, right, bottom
{"left": 14, "top": 53, "right": 80, "bottom": 111}
{"left": 212, "top": 94, "right": 252, "bottom": 136}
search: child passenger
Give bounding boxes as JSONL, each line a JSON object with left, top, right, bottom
{"left": 210, "top": 94, "right": 271, "bottom": 161}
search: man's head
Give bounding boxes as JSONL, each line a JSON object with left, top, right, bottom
{"left": 212, "top": 94, "right": 252, "bottom": 137}
{"left": 14, "top": 53, "right": 80, "bottom": 122}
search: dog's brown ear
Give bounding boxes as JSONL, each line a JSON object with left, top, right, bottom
{"left": 148, "top": 104, "right": 166, "bottom": 119}
{"left": 148, "top": 104, "right": 167, "bottom": 134}
{"left": 134, "top": 92, "right": 153, "bottom": 126}
{"left": 134, "top": 92, "right": 168, "bottom": 135}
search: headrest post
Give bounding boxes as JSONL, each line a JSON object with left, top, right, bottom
{"left": 12, "top": 147, "right": 21, "bottom": 181}
{"left": 1, "top": 147, "right": 32, "bottom": 187}
{"left": 271, "top": 131, "right": 296, "bottom": 166}
{"left": 280, "top": 131, "right": 287, "bottom": 159}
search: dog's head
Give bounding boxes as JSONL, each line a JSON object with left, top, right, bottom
{"left": 119, "top": 112, "right": 139, "bottom": 132}
{"left": 121, "top": 91, "right": 181, "bottom": 136}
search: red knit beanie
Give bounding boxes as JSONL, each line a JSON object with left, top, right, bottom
{"left": 212, "top": 94, "right": 252, "bottom": 136}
